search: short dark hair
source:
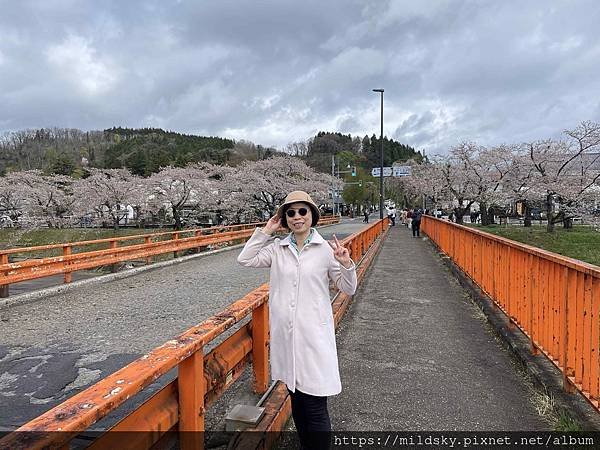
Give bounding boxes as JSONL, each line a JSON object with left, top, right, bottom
{"left": 281, "top": 203, "right": 319, "bottom": 229}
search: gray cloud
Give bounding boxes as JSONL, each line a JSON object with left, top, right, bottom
{"left": 1, "top": 0, "right": 600, "bottom": 155}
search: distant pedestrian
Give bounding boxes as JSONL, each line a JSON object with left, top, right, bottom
{"left": 387, "top": 206, "right": 397, "bottom": 226}
{"left": 406, "top": 209, "right": 413, "bottom": 229}
{"left": 400, "top": 208, "right": 408, "bottom": 226}
{"left": 363, "top": 208, "right": 369, "bottom": 223}
{"left": 412, "top": 208, "right": 423, "bottom": 237}
{"left": 237, "top": 190, "right": 356, "bottom": 449}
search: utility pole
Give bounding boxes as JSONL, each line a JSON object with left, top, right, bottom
{"left": 331, "top": 155, "right": 337, "bottom": 216}
{"left": 372, "top": 89, "right": 384, "bottom": 219}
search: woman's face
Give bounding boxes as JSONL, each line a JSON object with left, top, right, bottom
{"left": 285, "top": 202, "right": 312, "bottom": 234}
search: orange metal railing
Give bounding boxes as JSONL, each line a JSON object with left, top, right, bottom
{"left": 422, "top": 216, "right": 600, "bottom": 409}
{"left": 0, "top": 216, "right": 340, "bottom": 297}
{"left": 0, "top": 218, "right": 390, "bottom": 450}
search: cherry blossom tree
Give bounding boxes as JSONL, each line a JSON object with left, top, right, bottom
{"left": 230, "top": 156, "right": 335, "bottom": 221}
{"left": 0, "top": 172, "right": 28, "bottom": 224}
{"left": 73, "top": 168, "right": 141, "bottom": 229}
{"left": 18, "top": 171, "right": 77, "bottom": 228}
{"left": 436, "top": 142, "right": 487, "bottom": 224}
{"left": 527, "top": 121, "right": 600, "bottom": 231}
{"left": 149, "top": 166, "right": 205, "bottom": 230}
{"left": 468, "top": 144, "right": 515, "bottom": 225}
{"left": 400, "top": 159, "right": 448, "bottom": 211}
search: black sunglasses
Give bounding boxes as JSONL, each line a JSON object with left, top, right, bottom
{"left": 286, "top": 207, "right": 308, "bottom": 218}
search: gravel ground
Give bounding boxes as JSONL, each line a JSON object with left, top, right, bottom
{"left": 0, "top": 219, "right": 368, "bottom": 430}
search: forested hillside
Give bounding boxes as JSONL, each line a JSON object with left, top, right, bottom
{"left": 293, "top": 131, "right": 424, "bottom": 174}
{"left": 0, "top": 127, "right": 274, "bottom": 176}
{"left": 102, "top": 128, "right": 235, "bottom": 175}
{"left": 0, "top": 127, "right": 421, "bottom": 178}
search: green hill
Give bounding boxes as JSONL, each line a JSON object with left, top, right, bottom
{"left": 103, "top": 128, "right": 235, "bottom": 175}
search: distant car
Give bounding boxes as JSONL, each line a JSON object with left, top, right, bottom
{"left": 0, "top": 215, "right": 14, "bottom": 228}
{"left": 530, "top": 208, "right": 546, "bottom": 220}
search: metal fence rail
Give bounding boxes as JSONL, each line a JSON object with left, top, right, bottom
{"left": 0, "top": 218, "right": 389, "bottom": 450}
{"left": 0, "top": 216, "right": 340, "bottom": 297}
{"left": 422, "top": 216, "right": 600, "bottom": 410}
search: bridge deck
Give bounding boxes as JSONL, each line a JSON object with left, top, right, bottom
{"left": 1, "top": 219, "right": 552, "bottom": 438}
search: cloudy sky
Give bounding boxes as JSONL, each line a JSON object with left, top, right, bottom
{"left": 1, "top": 0, "right": 600, "bottom": 154}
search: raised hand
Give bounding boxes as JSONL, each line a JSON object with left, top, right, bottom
{"left": 327, "top": 234, "right": 352, "bottom": 268}
{"left": 262, "top": 213, "right": 282, "bottom": 235}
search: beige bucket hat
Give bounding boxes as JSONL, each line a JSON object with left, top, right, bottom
{"left": 276, "top": 190, "right": 321, "bottom": 228}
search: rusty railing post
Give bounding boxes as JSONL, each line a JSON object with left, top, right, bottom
{"left": 562, "top": 267, "right": 577, "bottom": 393}
{"left": 179, "top": 350, "right": 205, "bottom": 450}
{"left": 252, "top": 301, "right": 269, "bottom": 393}
{"left": 193, "top": 230, "right": 202, "bottom": 254}
{"left": 173, "top": 232, "right": 180, "bottom": 259}
{"left": 109, "top": 240, "right": 118, "bottom": 273}
{"left": 144, "top": 236, "right": 152, "bottom": 264}
{"left": 63, "top": 244, "right": 72, "bottom": 284}
{"left": 0, "top": 253, "right": 8, "bottom": 298}
{"left": 527, "top": 253, "right": 539, "bottom": 355}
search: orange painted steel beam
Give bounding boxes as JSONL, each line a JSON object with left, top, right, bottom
{"left": 203, "top": 323, "right": 253, "bottom": 406}
{"left": 87, "top": 382, "right": 179, "bottom": 450}
{"left": 0, "top": 217, "right": 339, "bottom": 295}
{"left": 0, "top": 253, "right": 8, "bottom": 298}
{"left": 89, "top": 325, "right": 254, "bottom": 449}
{"left": 423, "top": 215, "right": 600, "bottom": 412}
{"left": 0, "top": 216, "right": 338, "bottom": 257}
{"left": 0, "top": 286, "right": 268, "bottom": 450}
{"left": 0, "top": 229, "right": 255, "bottom": 284}
{"left": 252, "top": 302, "right": 270, "bottom": 394}
{"left": 179, "top": 350, "right": 205, "bottom": 450}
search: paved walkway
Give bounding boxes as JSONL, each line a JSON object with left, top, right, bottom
{"left": 330, "top": 224, "right": 549, "bottom": 431}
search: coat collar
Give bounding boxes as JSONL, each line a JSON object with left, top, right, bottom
{"left": 279, "top": 228, "right": 325, "bottom": 246}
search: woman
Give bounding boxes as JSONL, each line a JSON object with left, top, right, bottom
{"left": 237, "top": 191, "right": 357, "bottom": 449}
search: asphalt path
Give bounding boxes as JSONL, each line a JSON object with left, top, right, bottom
{"left": 0, "top": 218, "right": 370, "bottom": 430}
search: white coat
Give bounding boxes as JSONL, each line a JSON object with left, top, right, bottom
{"left": 237, "top": 228, "right": 357, "bottom": 396}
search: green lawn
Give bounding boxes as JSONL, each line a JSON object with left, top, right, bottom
{"left": 471, "top": 224, "right": 600, "bottom": 267}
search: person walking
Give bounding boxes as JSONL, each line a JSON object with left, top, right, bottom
{"left": 237, "top": 191, "right": 357, "bottom": 449}
{"left": 400, "top": 208, "right": 408, "bottom": 226}
{"left": 363, "top": 207, "right": 369, "bottom": 223}
{"left": 387, "top": 205, "right": 397, "bottom": 226}
{"left": 412, "top": 208, "right": 423, "bottom": 237}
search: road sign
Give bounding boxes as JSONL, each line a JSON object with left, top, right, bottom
{"left": 393, "top": 166, "right": 412, "bottom": 177}
{"left": 371, "top": 166, "right": 411, "bottom": 177}
{"left": 371, "top": 167, "right": 392, "bottom": 177}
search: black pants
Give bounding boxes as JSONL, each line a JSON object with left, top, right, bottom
{"left": 412, "top": 220, "right": 421, "bottom": 236}
{"left": 288, "top": 389, "right": 331, "bottom": 450}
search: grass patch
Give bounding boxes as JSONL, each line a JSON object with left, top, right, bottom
{"left": 472, "top": 224, "right": 600, "bottom": 267}
{"left": 554, "top": 409, "right": 583, "bottom": 432}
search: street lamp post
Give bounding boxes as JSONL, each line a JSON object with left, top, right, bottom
{"left": 372, "top": 89, "right": 384, "bottom": 219}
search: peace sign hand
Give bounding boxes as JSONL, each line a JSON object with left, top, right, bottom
{"left": 328, "top": 234, "right": 352, "bottom": 269}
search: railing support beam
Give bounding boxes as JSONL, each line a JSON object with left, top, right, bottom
{"left": 179, "top": 350, "right": 205, "bottom": 450}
